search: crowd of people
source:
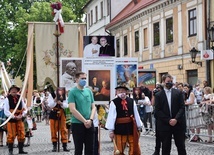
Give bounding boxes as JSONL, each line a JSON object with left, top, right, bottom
{"left": 0, "top": 72, "right": 213, "bottom": 155}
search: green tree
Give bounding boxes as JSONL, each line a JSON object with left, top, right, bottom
{"left": 0, "top": 1, "right": 76, "bottom": 83}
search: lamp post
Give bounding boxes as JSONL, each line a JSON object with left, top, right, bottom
{"left": 189, "top": 47, "right": 202, "bottom": 66}
{"left": 208, "top": 25, "right": 214, "bottom": 88}
{"left": 209, "top": 25, "right": 214, "bottom": 50}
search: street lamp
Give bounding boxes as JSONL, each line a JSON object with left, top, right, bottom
{"left": 209, "top": 25, "right": 214, "bottom": 49}
{"left": 189, "top": 47, "right": 202, "bottom": 67}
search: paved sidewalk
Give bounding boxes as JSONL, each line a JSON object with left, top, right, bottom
{"left": 0, "top": 121, "right": 213, "bottom": 155}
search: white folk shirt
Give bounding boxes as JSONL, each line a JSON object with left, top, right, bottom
{"left": 105, "top": 98, "right": 143, "bottom": 131}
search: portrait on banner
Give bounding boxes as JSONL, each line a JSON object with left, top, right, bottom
{"left": 60, "top": 58, "right": 82, "bottom": 91}
{"left": 88, "top": 70, "right": 111, "bottom": 101}
{"left": 83, "top": 36, "right": 115, "bottom": 58}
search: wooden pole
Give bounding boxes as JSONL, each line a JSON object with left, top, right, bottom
{"left": 53, "top": 22, "right": 61, "bottom": 152}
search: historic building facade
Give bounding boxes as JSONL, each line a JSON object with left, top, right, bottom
{"left": 107, "top": 0, "right": 211, "bottom": 86}
{"left": 83, "top": 0, "right": 131, "bottom": 35}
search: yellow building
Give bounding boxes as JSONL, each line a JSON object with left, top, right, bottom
{"left": 106, "top": 0, "right": 213, "bottom": 87}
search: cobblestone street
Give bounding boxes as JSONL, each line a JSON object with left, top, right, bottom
{"left": 0, "top": 121, "right": 213, "bottom": 155}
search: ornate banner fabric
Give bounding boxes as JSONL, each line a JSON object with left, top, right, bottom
{"left": 34, "top": 22, "right": 85, "bottom": 90}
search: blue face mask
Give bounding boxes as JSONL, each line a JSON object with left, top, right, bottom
{"left": 79, "top": 79, "right": 86, "bottom": 87}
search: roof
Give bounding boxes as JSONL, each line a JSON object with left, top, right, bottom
{"left": 106, "top": 0, "right": 158, "bottom": 29}
{"left": 82, "top": 0, "right": 92, "bottom": 11}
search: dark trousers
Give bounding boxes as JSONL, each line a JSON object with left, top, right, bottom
{"left": 143, "top": 112, "right": 153, "bottom": 130}
{"left": 94, "top": 127, "right": 99, "bottom": 155}
{"left": 159, "top": 129, "right": 187, "bottom": 155}
{"left": 155, "top": 129, "right": 161, "bottom": 153}
{"left": 72, "top": 123, "right": 94, "bottom": 155}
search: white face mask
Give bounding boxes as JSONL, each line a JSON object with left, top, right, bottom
{"left": 118, "top": 93, "right": 126, "bottom": 99}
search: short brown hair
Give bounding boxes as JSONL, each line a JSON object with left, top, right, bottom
{"left": 162, "top": 74, "right": 173, "bottom": 82}
{"left": 75, "top": 72, "right": 85, "bottom": 79}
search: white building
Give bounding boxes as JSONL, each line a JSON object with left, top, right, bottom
{"left": 82, "top": 0, "right": 131, "bottom": 35}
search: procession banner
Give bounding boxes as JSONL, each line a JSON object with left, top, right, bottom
{"left": 83, "top": 57, "right": 115, "bottom": 104}
{"left": 34, "top": 22, "right": 85, "bottom": 90}
{"left": 115, "top": 58, "right": 138, "bottom": 91}
{"left": 60, "top": 57, "right": 83, "bottom": 91}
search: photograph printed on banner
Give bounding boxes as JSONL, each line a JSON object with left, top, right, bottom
{"left": 56, "top": 87, "right": 66, "bottom": 101}
{"left": 116, "top": 64, "right": 137, "bottom": 90}
{"left": 138, "top": 70, "right": 156, "bottom": 91}
{"left": 88, "top": 70, "right": 111, "bottom": 101}
{"left": 60, "top": 58, "right": 82, "bottom": 91}
{"left": 83, "top": 36, "right": 115, "bottom": 57}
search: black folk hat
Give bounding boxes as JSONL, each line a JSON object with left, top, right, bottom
{"left": 9, "top": 85, "right": 20, "bottom": 92}
{"left": 115, "top": 85, "right": 129, "bottom": 91}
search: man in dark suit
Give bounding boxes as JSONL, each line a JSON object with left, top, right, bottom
{"left": 155, "top": 74, "right": 187, "bottom": 155}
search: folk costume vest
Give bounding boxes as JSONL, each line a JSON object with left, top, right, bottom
{"left": 7, "top": 94, "right": 23, "bottom": 122}
{"left": 49, "top": 104, "right": 65, "bottom": 120}
{"left": 113, "top": 97, "right": 134, "bottom": 135}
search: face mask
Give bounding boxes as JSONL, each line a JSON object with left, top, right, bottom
{"left": 165, "top": 82, "right": 173, "bottom": 89}
{"left": 79, "top": 79, "right": 86, "bottom": 87}
{"left": 118, "top": 93, "right": 126, "bottom": 99}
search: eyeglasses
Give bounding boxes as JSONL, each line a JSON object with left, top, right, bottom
{"left": 80, "top": 78, "right": 87, "bottom": 80}
{"left": 100, "top": 40, "right": 106, "bottom": 42}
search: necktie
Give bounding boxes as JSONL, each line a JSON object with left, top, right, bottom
{"left": 13, "top": 96, "right": 18, "bottom": 104}
{"left": 121, "top": 99, "right": 128, "bottom": 111}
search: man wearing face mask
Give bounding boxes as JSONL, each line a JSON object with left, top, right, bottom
{"left": 68, "top": 72, "right": 96, "bottom": 155}
{"left": 105, "top": 86, "right": 143, "bottom": 155}
{"left": 155, "top": 74, "right": 186, "bottom": 155}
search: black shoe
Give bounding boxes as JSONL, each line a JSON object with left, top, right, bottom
{"left": 63, "top": 147, "right": 70, "bottom": 152}
{"left": 152, "top": 151, "right": 160, "bottom": 155}
{"left": 62, "top": 143, "right": 69, "bottom": 152}
{"left": 52, "top": 142, "right": 57, "bottom": 152}
{"left": 19, "top": 151, "right": 28, "bottom": 154}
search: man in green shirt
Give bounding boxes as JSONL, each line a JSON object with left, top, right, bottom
{"left": 68, "top": 72, "right": 96, "bottom": 155}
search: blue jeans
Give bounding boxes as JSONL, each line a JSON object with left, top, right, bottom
{"left": 72, "top": 123, "right": 94, "bottom": 155}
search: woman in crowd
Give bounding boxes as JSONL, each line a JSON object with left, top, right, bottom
{"left": 0, "top": 91, "right": 7, "bottom": 146}
{"left": 42, "top": 92, "right": 51, "bottom": 125}
{"left": 201, "top": 87, "right": 214, "bottom": 143}
{"left": 33, "top": 93, "right": 42, "bottom": 122}
{"left": 184, "top": 84, "right": 205, "bottom": 142}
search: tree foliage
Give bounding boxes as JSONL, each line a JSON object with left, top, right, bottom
{"left": 0, "top": 0, "right": 87, "bottom": 86}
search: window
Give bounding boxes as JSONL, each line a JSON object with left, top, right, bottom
{"left": 153, "top": 22, "right": 160, "bottom": 46}
{"left": 107, "top": 0, "right": 110, "bottom": 16}
{"left": 166, "top": 17, "right": 173, "bottom": 43}
{"left": 100, "top": 1, "right": 103, "bottom": 19}
{"left": 95, "top": 6, "right": 98, "bottom": 23}
{"left": 88, "top": 13, "right": 91, "bottom": 26}
{"left": 144, "top": 28, "right": 148, "bottom": 48}
{"left": 135, "top": 31, "right": 139, "bottom": 52}
{"left": 188, "top": 8, "right": 197, "bottom": 36}
{"left": 90, "top": 10, "right": 93, "bottom": 25}
{"left": 187, "top": 70, "right": 198, "bottom": 85}
{"left": 124, "top": 36, "right": 128, "bottom": 56}
{"left": 116, "top": 39, "right": 120, "bottom": 57}
{"left": 159, "top": 72, "right": 168, "bottom": 83}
